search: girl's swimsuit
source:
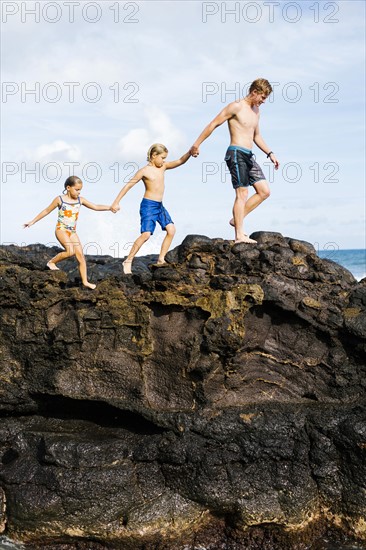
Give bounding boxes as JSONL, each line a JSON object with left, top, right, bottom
{"left": 56, "top": 195, "right": 81, "bottom": 235}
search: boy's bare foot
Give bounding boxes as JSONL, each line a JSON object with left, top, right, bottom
{"left": 83, "top": 282, "right": 96, "bottom": 290}
{"left": 235, "top": 235, "right": 257, "bottom": 244}
{"left": 46, "top": 261, "right": 60, "bottom": 271}
{"left": 157, "top": 259, "right": 166, "bottom": 265}
{"left": 122, "top": 260, "right": 132, "bottom": 274}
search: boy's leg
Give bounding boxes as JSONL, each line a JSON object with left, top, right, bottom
{"left": 123, "top": 232, "right": 151, "bottom": 274}
{"left": 158, "top": 223, "right": 176, "bottom": 264}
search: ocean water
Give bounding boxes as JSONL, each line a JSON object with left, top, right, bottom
{"left": 318, "top": 248, "right": 366, "bottom": 281}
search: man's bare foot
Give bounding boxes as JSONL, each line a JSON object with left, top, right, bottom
{"left": 122, "top": 260, "right": 132, "bottom": 274}
{"left": 46, "top": 261, "right": 60, "bottom": 271}
{"left": 235, "top": 235, "right": 257, "bottom": 244}
{"left": 229, "top": 218, "right": 249, "bottom": 236}
{"left": 83, "top": 282, "right": 96, "bottom": 290}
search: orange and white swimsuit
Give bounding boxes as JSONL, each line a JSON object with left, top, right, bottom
{"left": 56, "top": 195, "right": 81, "bottom": 236}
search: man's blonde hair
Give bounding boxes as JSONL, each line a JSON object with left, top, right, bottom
{"left": 249, "top": 78, "right": 273, "bottom": 96}
{"left": 147, "top": 143, "right": 168, "bottom": 161}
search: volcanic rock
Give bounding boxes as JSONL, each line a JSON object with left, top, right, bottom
{"left": 0, "top": 233, "right": 365, "bottom": 549}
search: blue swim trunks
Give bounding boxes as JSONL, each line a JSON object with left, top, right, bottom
{"left": 140, "top": 198, "right": 174, "bottom": 234}
{"left": 225, "top": 145, "right": 266, "bottom": 188}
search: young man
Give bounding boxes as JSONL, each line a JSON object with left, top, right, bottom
{"left": 190, "top": 78, "right": 280, "bottom": 243}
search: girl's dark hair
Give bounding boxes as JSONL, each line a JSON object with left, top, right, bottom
{"left": 64, "top": 176, "right": 82, "bottom": 190}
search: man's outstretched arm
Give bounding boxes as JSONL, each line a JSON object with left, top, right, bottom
{"left": 190, "top": 103, "right": 237, "bottom": 157}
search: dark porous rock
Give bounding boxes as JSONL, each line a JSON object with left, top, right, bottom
{"left": 177, "top": 234, "right": 217, "bottom": 262}
{"left": 286, "top": 237, "right": 317, "bottom": 256}
{"left": 0, "top": 234, "right": 365, "bottom": 549}
{"left": 250, "top": 231, "right": 290, "bottom": 247}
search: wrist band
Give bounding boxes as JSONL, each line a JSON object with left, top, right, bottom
{"left": 267, "top": 151, "right": 274, "bottom": 158}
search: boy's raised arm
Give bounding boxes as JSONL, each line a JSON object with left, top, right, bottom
{"left": 165, "top": 151, "right": 191, "bottom": 170}
{"left": 111, "top": 169, "right": 144, "bottom": 212}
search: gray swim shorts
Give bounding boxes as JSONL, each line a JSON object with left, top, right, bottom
{"left": 225, "top": 145, "right": 266, "bottom": 188}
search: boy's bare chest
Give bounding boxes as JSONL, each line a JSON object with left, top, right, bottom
{"left": 144, "top": 169, "right": 164, "bottom": 187}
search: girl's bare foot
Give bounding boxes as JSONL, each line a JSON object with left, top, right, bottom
{"left": 83, "top": 282, "right": 96, "bottom": 290}
{"left": 46, "top": 261, "right": 60, "bottom": 271}
{"left": 122, "top": 260, "right": 132, "bottom": 274}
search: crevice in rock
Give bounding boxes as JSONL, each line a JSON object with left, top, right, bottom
{"left": 29, "top": 393, "right": 166, "bottom": 435}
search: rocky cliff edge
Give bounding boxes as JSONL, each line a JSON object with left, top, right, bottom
{"left": 0, "top": 232, "right": 365, "bottom": 549}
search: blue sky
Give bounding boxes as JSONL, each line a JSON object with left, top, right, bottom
{"left": 1, "top": 0, "right": 365, "bottom": 258}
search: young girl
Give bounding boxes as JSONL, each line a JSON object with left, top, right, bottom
{"left": 111, "top": 143, "right": 191, "bottom": 274}
{"left": 24, "top": 175, "right": 114, "bottom": 289}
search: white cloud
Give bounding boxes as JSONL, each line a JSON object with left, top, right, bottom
{"left": 26, "top": 140, "right": 81, "bottom": 162}
{"left": 117, "top": 106, "right": 185, "bottom": 159}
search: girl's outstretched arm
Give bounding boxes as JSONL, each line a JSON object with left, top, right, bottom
{"left": 23, "top": 196, "right": 60, "bottom": 228}
{"left": 111, "top": 168, "right": 144, "bottom": 212}
{"left": 80, "top": 198, "right": 115, "bottom": 211}
{"left": 165, "top": 151, "right": 191, "bottom": 170}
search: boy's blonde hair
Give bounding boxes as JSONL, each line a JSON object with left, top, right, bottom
{"left": 249, "top": 78, "right": 273, "bottom": 96}
{"left": 147, "top": 143, "right": 168, "bottom": 161}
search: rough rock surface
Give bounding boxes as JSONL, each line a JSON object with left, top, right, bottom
{"left": 0, "top": 233, "right": 365, "bottom": 549}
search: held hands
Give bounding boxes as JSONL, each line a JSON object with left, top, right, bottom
{"left": 189, "top": 145, "right": 199, "bottom": 158}
{"left": 110, "top": 203, "right": 120, "bottom": 213}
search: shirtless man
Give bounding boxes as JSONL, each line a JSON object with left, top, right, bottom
{"left": 190, "top": 78, "right": 280, "bottom": 243}
{"left": 111, "top": 143, "right": 191, "bottom": 274}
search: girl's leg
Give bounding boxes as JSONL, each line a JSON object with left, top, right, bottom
{"left": 123, "top": 232, "right": 151, "bottom": 274}
{"left": 158, "top": 224, "right": 176, "bottom": 264}
{"left": 54, "top": 231, "right": 95, "bottom": 289}
{"left": 70, "top": 233, "right": 96, "bottom": 289}
{"left": 47, "top": 230, "right": 75, "bottom": 269}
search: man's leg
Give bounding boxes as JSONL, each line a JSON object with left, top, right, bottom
{"left": 232, "top": 187, "right": 256, "bottom": 243}
{"left": 230, "top": 179, "right": 270, "bottom": 230}
{"left": 244, "top": 179, "right": 270, "bottom": 217}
